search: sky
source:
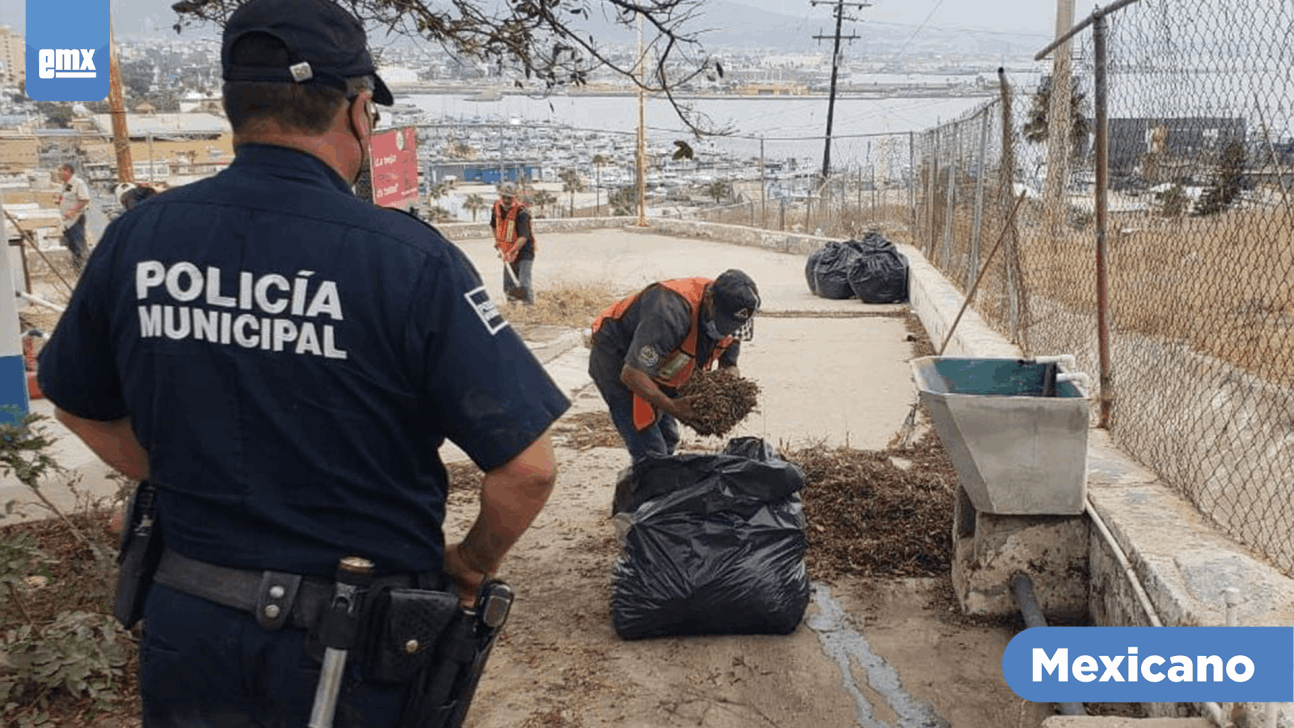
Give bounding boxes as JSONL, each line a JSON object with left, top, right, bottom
{"left": 0, "top": 0, "right": 1105, "bottom": 40}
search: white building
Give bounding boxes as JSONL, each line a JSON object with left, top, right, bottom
{"left": 0, "top": 26, "right": 24, "bottom": 89}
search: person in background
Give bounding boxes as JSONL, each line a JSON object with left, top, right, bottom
{"left": 37, "top": 0, "right": 570, "bottom": 724}
{"left": 490, "top": 183, "right": 536, "bottom": 305}
{"left": 587, "top": 269, "right": 760, "bottom": 462}
{"left": 57, "top": 163, "right": 91, "bottom": 272}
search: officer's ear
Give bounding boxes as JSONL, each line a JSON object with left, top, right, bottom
{"left": 347, "top": 91, "right": 375, "bottom": 141}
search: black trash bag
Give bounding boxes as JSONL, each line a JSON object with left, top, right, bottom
{"left": 610, "top": 437, "right": 810, "bottom": 640}
{"left": 808, "top": 241, "right": 863, "bottom": 300}
{"left": 804, "top": 247, "right": 823, "bottom": 296}
{"left": 845, "top": 232, "right": 910, "bottom": 303}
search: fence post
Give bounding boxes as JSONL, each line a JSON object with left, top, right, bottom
{"left": 1094, "top": 11, "right": 1113, "bottom": 429}
{"left": 997, "top": 68, "right": 1020, "bottom": 335}
{"left": 968, "top": 106, "right": 992, "bottom": 290}
{"left": 857, "top": 165, "right": 863, "bottom": 221}
{"left": 760, "top": 137, "right": 767, "bottom": 229}
{"left": 941, "top": 121, "right": 958, "bottom": 270}
{"left": 872, "top": 162, "right": 878, "bottom": 215}
{"left": 928, "top": 132, "right": 939, "bottom": 255}
{"left": 908, "top": 131, "right": 917, "bottom": 229}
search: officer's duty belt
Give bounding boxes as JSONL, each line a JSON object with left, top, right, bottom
{"left": 152, "top": 548, "right": 418, "bottom": 631}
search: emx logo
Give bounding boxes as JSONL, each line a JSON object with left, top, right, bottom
{"left": 25, "top": 0, "right": 109, "bottom": 101}
{"left": 38, "top": 49, "right": 98, "bottom": 80}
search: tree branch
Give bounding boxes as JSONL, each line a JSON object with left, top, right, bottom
{"left": 172, "top": 0, "right": 729, "bottom": 135}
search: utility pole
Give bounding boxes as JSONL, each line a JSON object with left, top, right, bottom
{"left": 635, "top": 13, "right": 648, "bottom": 226}
{"left": 1044, "top": 0, "right": 1075, "bottom": 239}
{"left": 812, "top": 0, "right": 869, "bottom": 182}
{"left": 107, "top": 23, "right": 134, "bottom": 184}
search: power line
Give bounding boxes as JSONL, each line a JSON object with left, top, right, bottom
{"left": 879, "top": 0, "right": 947, "bottom": 71}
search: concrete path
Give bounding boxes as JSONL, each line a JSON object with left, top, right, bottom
{"left": 452, "top": 228, "right": 918, "bottom": 452}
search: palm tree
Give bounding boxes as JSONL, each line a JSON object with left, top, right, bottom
{"left": 463, "top": 193, "right": 487, "bottom": 222}
{"left": 559, "top": 169, "right": 584, "bottom": 217}
{"left": 426, "top": 181, "right": 451, "bottom": 214}
{"left": 592, "top": 153, "right": 609, "bottom": 213}
{"left": 531, "top": 189, "right": 558, "bottom": 218}
{"left": 706, "top": 179, "right": 733, "bottom": 204}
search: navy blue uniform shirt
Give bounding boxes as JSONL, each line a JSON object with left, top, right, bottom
{"left": 39, "top": 145, "right": 570, "bottom": 578}
{"left": 588, "top": 285, "right": 740, "bottom": 386}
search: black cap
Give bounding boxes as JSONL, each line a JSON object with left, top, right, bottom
{"left": 221, "top": 0, "right": 393, "bottom": 106}
{"left": 710, "top": 269, "right": 760, "bottom": 336}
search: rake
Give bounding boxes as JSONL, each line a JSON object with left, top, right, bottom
{"left": 893, "top": 190, "right": 1029, "bottom": 450}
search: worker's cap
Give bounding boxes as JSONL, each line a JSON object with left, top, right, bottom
{"left": 498, "top": 184, "right": 517, "bottom": 198}
{"left": 221, "top": 0, "right": 393, "bottom": 106}
{"left": 710, "top": 269, "right": 761, "bottom": 336}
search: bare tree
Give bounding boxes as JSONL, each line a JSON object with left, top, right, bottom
{"left": 170, "top": 0, "right": 729, "bottom": 135}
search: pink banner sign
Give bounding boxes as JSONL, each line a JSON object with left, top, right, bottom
{"left": 369, "top": 127, "right": 419, "bottom": 209}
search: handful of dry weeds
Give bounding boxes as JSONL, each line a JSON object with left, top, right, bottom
{"left": 676, "top": 368, "right": 760, "bottom": 437}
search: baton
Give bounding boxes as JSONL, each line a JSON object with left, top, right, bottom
{"left": 308, "top": 556, "right": 374, "bottom": 728}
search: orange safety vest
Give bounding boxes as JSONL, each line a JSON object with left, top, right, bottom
{"left": 492, "top": 200, "right": 529, "bottom": 257}
{"left": 591, "top": 277, "right": 735, "bottom": 430}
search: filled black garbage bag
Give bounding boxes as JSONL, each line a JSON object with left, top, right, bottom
{"left": 846, "top": 232, "right": 910, "bottom": 303}
{"left": 610, "top": 437, "right": 810, "bottom": 640}
{"left": 808, "top": 241, "right": 862, "bottom": 300}
{"left": 804, "top": 247, "right": 823, "bottom": 296}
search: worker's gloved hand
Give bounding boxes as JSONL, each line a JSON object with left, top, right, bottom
{"left": 670, "top": 394, "right": 700, "bottom": 423}
{"left": 505, "top": 249, "right": 518, "bottom": 264}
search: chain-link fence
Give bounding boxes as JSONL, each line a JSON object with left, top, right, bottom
{"left": 414, "top": 120, "right": 917, "bottom": 235}
{"left": 913, "top": 0, "right": 1294, "bottom": 579}
{"left": 682, "top": 131, "right": 918, "bottom": 237}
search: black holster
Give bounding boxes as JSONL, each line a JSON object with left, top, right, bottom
{"left": 358, "top": 587, "right": 478, "bottom": 728}
{"left": 113, "top": 481, "right": 163, "bottom": 629}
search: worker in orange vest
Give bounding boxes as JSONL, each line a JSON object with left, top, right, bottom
{"left": 490, "top": 184, "right": 536, "bottom": 305}
{"left": 588, "top": 269, "right": 760, "bottom": 461}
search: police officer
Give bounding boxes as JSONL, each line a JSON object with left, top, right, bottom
{"left": 588, "top": 269, "right": 760, "bottom": 462}
{"left": 37, "top": 0, "right": 570, "bottom": 725}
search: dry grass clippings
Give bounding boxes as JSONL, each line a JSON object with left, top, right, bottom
{"left": 552, "top": 411, "right": 623, "bottom": 451}
{"left": 789, "top": 429, "right": 958, "bottom": 582}
{"left": 502, "top": 279, "right": 620, "bottom": 330}
{"left": 676, "top": 368, "right": 760, "bottom": 437}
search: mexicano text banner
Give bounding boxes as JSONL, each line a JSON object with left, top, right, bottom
{"left": 1003, "top": 627, "right": 1294, "bottom": 704}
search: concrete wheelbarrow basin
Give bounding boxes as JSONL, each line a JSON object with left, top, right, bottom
{"left": 910, "top": 356, "right": 1092, "bottom": 516}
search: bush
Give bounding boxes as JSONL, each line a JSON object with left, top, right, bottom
{"left": 0, "top": 413, "right": 135, "bottom": 726}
